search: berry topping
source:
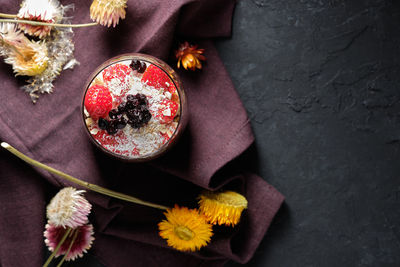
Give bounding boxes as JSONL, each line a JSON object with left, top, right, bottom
{"left": 125, "top": 94, "right": 152, "bottom": 129}
{"left": 106, "top": 121, "right": 118, "bottom": 135}
{"left": 126, "top": 93, "right": 148, "bottom": 109}
{"left": 130, "top": 59, "right": 147, "bottom": 73}
{"left": 136, "top": 93, "right": 148, "bottom": 106}
{"left": 102, "top": 64, "right": 132, "bottom": 83}
{"left": 115, "top": 117, "right": 127, "bottom": 129}
{"left": 98, "top": 118, "right": 109, "bottom": 130}
{"left": 96, "top": 93, "right": 152, "bottom": 134}
{"left": 118, "top": 102, "right": 127, "bottom": 113}
{"left": 109, "top": 109, "right": 119, "bottom": 119}
{"left": 84, "top": 85, "right": 113, "bottom": 120}
{"left": 141, "top": 65, "right": 176, "bottom": 94}
{"left": 157, "top": 99, "right": 178, "bottom": 124}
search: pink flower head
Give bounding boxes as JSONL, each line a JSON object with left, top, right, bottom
{"left": 44, "top": 223, "right": 95, "bottom": 261}
{"left": 17, "top": 0, "right": 63, "bottom": 38}
{"left": 46, "top": 187, "right": 92, "bottom": 228}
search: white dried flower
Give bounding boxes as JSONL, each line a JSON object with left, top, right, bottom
{"left": 46, "top": 187, "right": 92, "bottom": 228}
{"left": 0, "top": 23, "right": 49, "bottom": 76}
{"left": 17, "top": 0, "right": 63, "bottom": 38}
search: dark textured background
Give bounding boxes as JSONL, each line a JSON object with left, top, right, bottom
{"left": 224, "top": 0, "right": 400, "bottom": 266}
{"left": 48, "top": 0, "right": 400, "bottom": 266}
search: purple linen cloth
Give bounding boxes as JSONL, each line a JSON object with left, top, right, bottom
{"left": 0, "top": 0, "right": 284, "bottom": 266}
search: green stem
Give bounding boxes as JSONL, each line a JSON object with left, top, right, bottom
{"left": 43, "top": 227, "right": 72, "bottom": 267}
{"left": 1, "top": 142, "right": 169, "bottom": 210}
{"left": 56, "top": 229, "right": 79, "bottom": 267}
{"left": 0, "top": 18, "right": 98, "bottom": 28}
{"left": 0, "top": 13, "right": 17, "bottom": 19}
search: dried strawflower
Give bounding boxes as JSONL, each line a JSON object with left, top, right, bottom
{"left": 5, "top": 40, "right": 49, "bottom": 76}
{"left": 0, "top": 23, "right": 49, "bottom": 76}
{"left": 23, "top": 7, "right": 79, "bottom": 102}
{"left": 17, "top": 0, "right": 63, "bottom": 38}
{"left": 0, "top": 23, "right": 26, "bottom": 47}
{"left": 198, "top": 191, "right": 248, "bottom": 226}
{"left": 44, "top": 223, "right": 95, "bottom": 261}
{"left": 175, "top": 42, "right": 206, "bottom": 71}
{"left": 46, "top": 187, "right": 92, "bottom": 228}
{"left": 90, "top": 0, "right": 127, "bottom": 27}
{"left": 0, "top": 2, "right": 79, "bottom": 102}
{"left": 158, "top": 205, "right": 213, "bottom": 252}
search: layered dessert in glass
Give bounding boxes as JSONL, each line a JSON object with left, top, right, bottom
{"left": 82, "top": 54, "right": 187, "bottom": 161}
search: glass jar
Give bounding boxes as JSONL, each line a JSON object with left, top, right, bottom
{"left": 82, "top": 53, "right": 187, "bottom": 161}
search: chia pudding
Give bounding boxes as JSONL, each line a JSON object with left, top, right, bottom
{"left": 82, "top": 54, "right": 185, "bottom": 161}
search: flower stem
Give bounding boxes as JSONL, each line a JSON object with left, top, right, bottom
{"left": 1, "top": 142, "right": 169, "bottom": 210}
{"left": 43, "top": 227, "right": 72, "bottom": 267}
{"left": 0, "top": 18, "right": 98, "bottom": 28}
{"left": 56, "top": 229, "right": 79, "bottom": 267}
{"left": 0, "top": 13, "right": 17, "bottom": 19}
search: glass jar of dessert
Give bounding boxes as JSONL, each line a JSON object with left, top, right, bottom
{"left": 82, "top": 53, "right": 187, "bottom": 161}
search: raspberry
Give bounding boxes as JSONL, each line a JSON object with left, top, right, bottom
{"left": 156, "top": 99, "right": 178, "bottom": 124}
{"left": 84, "top": 85, "right": 113, "bottom": 120}
{"left": 102, "top": 64, "right": 132, "bottom": 83}
{"left": 141, "top": 64, "right": 176, "bottom": 94}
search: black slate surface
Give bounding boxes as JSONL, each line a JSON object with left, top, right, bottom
{"left": 47, "top": 0, "right": 400, "bottom": 266}
{"left": 223, "top": 0, "right": 400, "bottom": 266}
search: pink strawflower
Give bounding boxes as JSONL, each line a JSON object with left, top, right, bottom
{"left": 46, "top": 187, "right": 92, "bottom": 228}
{"left": 17, "top": 0, "right": 63, "bottom": 38}
{"left": 44, "top": 223, "right": 95, "bottom": 261}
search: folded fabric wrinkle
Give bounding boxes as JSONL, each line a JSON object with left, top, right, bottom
{"left": 0, "top": 0, "right": 284, "bottom": 266}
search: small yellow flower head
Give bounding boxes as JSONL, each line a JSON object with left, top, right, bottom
{"left": 46, "top": 187, "right": 92, "bottom": 228}
{"left": 17, "top": 0, "right": 62, "bottom": 38}
{"left": 158, "top": 205, "right": 213, "bottom": 252}
{"left": 90, "top": 0, "right": 127, "bottom": 28}
{"left": 175, "top": 42, "right": 206, "bottom": 71}
{"left": 198, "top": 191, "right": 248, "bottom": 227}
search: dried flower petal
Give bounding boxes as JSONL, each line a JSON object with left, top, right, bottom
{"left": 44, "top": 223, "right": 95, "bottom": 261}
{"left": 0, "top": 23, "right": 49, "bottom": 76}
{"left": 90, "top": 0, "right": 127, "bottom": 27}
{"left": 158, "top": 205, "right": 213, "bottom": 252}
{"left": 46, "top": 187, "right": 92, "bottom": 228}
{"left": 175, "top": 42, "right": 206, "bottom": 71}
{"left": 0, "top": 2, "right": 78, "bottom": 102}
{"left": 198, "top": 190, "right": 248, "bottom": 226}
{"left": 0, "top": 23, "right": 26, "bottom": 47}
{"left": 17, "top": 0, "right": 63, "bottom": 38}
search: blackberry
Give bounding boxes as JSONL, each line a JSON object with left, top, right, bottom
{"left": 126, "top": 94, "right": 135, "bottom": 102}
{"left": 98, "top": 118, "right": 109, "bottom": 130}
{"left": 106, "top": 122, "right": 118, "bottom": 135}
{"left": 128, "top": 119, "right": 141, "bottom": 129}
{"left": 126, "top": 98, "right": 139, "bottom": 110}
{"left": 109, "top": 109, "right": 119, "bottom": 119}
{"left": 126, "top": 106, "right": 152, "bottom": 128}
{"left": 127, "top": 108, "right": 141, "bottom": 121}
{"left": 115, "top": 117, "right": 127, "bottom": 129}
{"left": 118, "top": 102, "right": 127, "bottom": 113}
{"left": 135, "top": 93, "right": 148, "bottom": 106}
{"left": 129, "top": 59, "right": 147, "bottom": 73}
{"left": 113, "top": 93, "right": 151, "bottom": 130}
{"left": 142, "top": 109, "right": 152, "bottom": 124}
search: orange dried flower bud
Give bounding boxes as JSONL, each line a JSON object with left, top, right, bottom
{"left": 175, "top": 42, "right": 206, "bottom": 71}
